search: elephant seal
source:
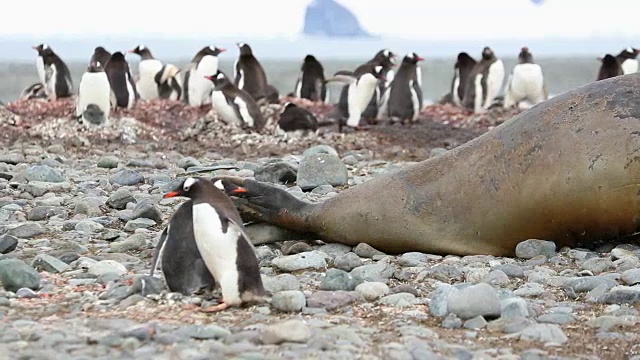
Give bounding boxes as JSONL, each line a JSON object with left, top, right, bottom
{"left": 217, "top": 74, "right": 640, "bottom": 257}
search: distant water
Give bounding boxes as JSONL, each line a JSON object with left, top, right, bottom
{"left": 0, "top": 57, "right": 601, "bottom": 105}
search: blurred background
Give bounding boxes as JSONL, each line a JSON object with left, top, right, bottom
{"left": 1, "top": 0, "right": 638, "bottom": 103}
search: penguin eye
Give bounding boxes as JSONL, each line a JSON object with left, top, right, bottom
{"left": 183, "top": 177, "right": 197, "bottom": 191}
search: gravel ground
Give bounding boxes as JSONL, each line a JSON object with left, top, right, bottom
{"left": 0, "top": 100, "right": 639, "bottom": 360}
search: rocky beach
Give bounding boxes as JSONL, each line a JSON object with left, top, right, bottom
{"left": 0, "top": 99, "right": 639, "bottom": 360}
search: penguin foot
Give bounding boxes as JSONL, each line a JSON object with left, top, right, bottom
{"left": 200, "top": 302, "right": 231, "bottom": 313}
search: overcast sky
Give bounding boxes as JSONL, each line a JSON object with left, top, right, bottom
{"left": 1, "top": 0, "right": 639, "bottom": 40}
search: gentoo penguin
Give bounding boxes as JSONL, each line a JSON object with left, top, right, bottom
{"left": 151, "top": 198, "right": 215, "bottom": 295}
{"left": 183, "top": 46, "right": 226, "bottom": 106}
{"left": 294, "top": 54, "right": 327, "bottom": 102}
{"left": 462, "top": 46, "right": 505, "bottom": 113}
{"left": 206, "top": 71, "right": 266, "bottom": 131}
{"left": 76, "top": 61, "right": 111, "bottom": 126}
{"left": 32, "top": 44, "right": 73, "bottom": 100}
{"left": 597, "top": 54, "right": 624, "bottom": 81}
{"left": 155, "top": 64, "right": 182, "bottom": 100}
{"left": 233, "top": 42, "right": 269, "bottom": 104}
{"left": 326, "top": 64, "right": 387, "bottom": 128}
{"left": 163, "top": 177, "right": 267, "bottom": 312}
{"left": 20, "top": 83, "right": 46, "bottom": 101}
{"left": 378, "top": 52, "right": 424, "bottom": 123}
{"left": 503, "top": 47, "right": 547, "bottom": 109}
{"left": 129, "top": 45, "right": 164, "bottom": 100}
{"left": 615, "top": 47, "right": 640, "bottom": 74}
{"left": 276, "top": 102, "right": 319, "bottom": 137}
{"left": 450, "top": 52, "right": 477, "bottom": 107}
{"left": 104, "top": 51, "right": 138, "bottom": 109}
{"left": 336, "top": 49, "right": 396, "bottom": 123}
{"left": 90, "top": 46, "right": 112, "bottom": 68}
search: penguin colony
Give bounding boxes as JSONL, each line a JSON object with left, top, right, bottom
{"left": 26, "top": 43, "right": 640, "bottom": 130}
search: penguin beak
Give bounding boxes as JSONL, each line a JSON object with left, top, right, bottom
{"left": 204, "top": 75, "right": 214, "bottom": 80}
{"left": 163, "top": 191, "right": 181, "bottom": 198}
{"left": 218, "top": 48, "right": 226, "bottom": 53}
{"left": 416, "top": 56, "right": 425, "bottom": 61}
{"left": 230, "top": 187, "right": 248, "bottom": 194}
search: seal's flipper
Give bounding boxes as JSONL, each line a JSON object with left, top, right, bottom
{"left": 212, "top": 176, "right": 316, "bottom": 232}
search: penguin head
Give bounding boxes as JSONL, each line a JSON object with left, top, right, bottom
{"left": 129, "top": 45, "right": 153, "bottom": 58}
{"left": 404, "top": 52, "right": 424, "bottom": 65}
{"left": 205, "top": 71, "right": 230, "bottom": 88}
{"left": 600, "top": 54, "right": 618, "bottom": 66}
{"left": 280, "top": 101, "right": 298, "bottom": 114}
{"left": 87, "top": 61, "right": 104, "bottom": 73}
{"left": 375, "top": 49, "right": 396, "bottom": 67}
{"left": 163, "top": 177, "right": 212, "bottom": 199}
{"left": 621, "top": 47, "right": 640, "bottom": 59}
{"left": 211, "top": 178, "right": 249, "bottom": 196}
{"left": 237, "top": 42, "right": 252, "bottom": 56}
{"left": 94, "top": 46, "right": 109, "bottom": 54}
{"left": 518, "top": 47, "right": 534, "bottom": 64}
{"left": 371, "top": 65, "right": 386, "bottom": 81}
{"left": 304, "top": 54, "right": 318, "bottom": 63}
{"left": 201, "top": 45, "right": 226, "bottom": 57}
{"left": 110, "top": 51, "right": 126, "bottom": 62}
{"left": 456, "top": 52, "right": 476, "bottom": 68}
{"left": 32, "top": 44, "right": 53, "bottom": 56}
{"left": 481, "top": 47, "right": 495, "bottom": 60}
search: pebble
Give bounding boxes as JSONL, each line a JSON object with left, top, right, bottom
{"left": 88, "top": 260, "right": 127, "bottom": 277}
{"left": 260, "top": 320, "right": 311, "bottom": 344}
{"left": 271, "top": 291, "right": 306, "bottom": 312}
{"left": 97, "top": 156, "right": 120, "bottom": 169}
{"left": 447, "top": 283, "right": 502, "bottom": 320}
{"left": 515, "top": 239, "right": 557, "bottom": 259}
{"left": 0, "top": 259, "right": 41, "bottom": 292}
{"left": 333, "top": 252, "right": 363, "bottom": 271}
{"left": 353, "top": 243, "right": 385, "bottom": 258}
{"left": 296, "top": 153, "right": 348, "bottom": 190}
{"left": 271, "top": 251, "right": 327, "bottom": 272}
{"left": 0, "top": 235, "right": 18, "bottom": 254}
{"left": 355, "top": 282, "right": 389, "bottom": 301}
{"left": 31, "top": 254, "right": 69, "bottom": 273}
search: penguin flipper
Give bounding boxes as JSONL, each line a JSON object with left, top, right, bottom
{"left": 325, "top": 72, "right": 357, "bottom": 85}
{"left": 150, "top": 227, "right": 169, "bottom": 277}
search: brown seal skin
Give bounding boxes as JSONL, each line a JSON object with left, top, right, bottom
{"left": 218, "top": 74, "right": 640, "bottom": 257}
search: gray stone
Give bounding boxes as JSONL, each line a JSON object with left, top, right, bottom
{"left": 260, "top": 320, "right": 311, "bottom": 344}
{"left": 320, "top": 268, "right": 359, "bottom": 291}
{"left": 306, "top": 290, "right": 362, "bottom": 310}
{"left": 0, "top": 153, "right": 25, "bottom": 165}
{"left": 491, "top": 263, "right": 525, "bottom": 278}
{"left": 177, "top": 325, "right": 231, "bottom": 340}
{"left": 419, "top": 264, "right": 464, "bottom": 282}
{"left": 31, "top": 254, "right": 69, "bottom": 273}
{"left": 7, "top": 223, "right": 43, "bottom": 238}
{"left": 318, "top": 243, "right": 352, "bottom": 257}
{"left": 296, "top": 153, "right": 348, "bottom": 190}
{"left": 302, "top": 145, "right": 339, "bottom": 157}
{"left": 123, "top": 218, "right": 156, "bottom": 231}
{"left": 0, "top": 235, "right": 18, "bottom": 254}
{"left": 109, "top": 170, "right": 144, "bottom": 186}
{"left": 599, "top": 289, "right": 640, "bottom": 304}
{"left": 398, "top": 252, "right": 430, "bottom": 267}
{"left": 513, "top": 282, "right": 545, "bottom": 297}
{"left": 353, "top": 243, "right": 385, "bottom": 258}
{"left": 271, "top": 291, "right": 306, "bottom": 312}
{"left": 621, "top": 268, "right": 640, "bottom": 285}
{"left": 333, "top": 252, "right": 363, "bottom": 271}
{"left": 97, "top": 156, "right": 120, "bottom": 169}
{"left": 177, "top": 157, "right": 201, "bottom": 170}
{"left": 482, "top": 270, "right": 510, "bottom": 286}
{"left": 500, "top": 297, "right": 530, "bottom": 319}
{"left": 88, "top": 260, "right": 127, "bottom": 277}
{"left": 131, "top": 200, "right": 162, "bottom": 222}
{"left": 271, "top": 251, "right": 327, "bottom": 272}
{"left": 515, "top": 239, "right": 556, "bottom": 259}
{"left": 75, "top": 220, "right": 104, "bottom": 233}
{"left": 350, "top": 261, "right": 395, "bottom": 283}
{"left": 110, "top": 233, "right": 148, "bottom": 252}
{"left": 442, "top": 313, "right": 462, "bottom": 329}
{"left": 24, "top": 165, "right": 64, "bottom": 183}
{"left": 516, "top": 324, "right": 568, "bottom": 344}
{"left": 27, "top": 206, "right": 65, "bottom": 221}
{"left": 23, "top": 181, "right": 70, "bottom": 197}
{"left": 262, "top": 274, "right": 300, "bottom": 293}
{"left": 107, "top": 188, "right": 136, "bottom": 209}
{"left": 563, "top": 276, "right": 617, "bottom": 297}
{"left": 536, "top": 312, "right": 576, "bottom": 324}
{"left": 379, "top": 292, "right": 416, "bottom": 307}
{"left": 355, "top": 282, "right": 389, "bottom": 301}
{"left": 0, "top": 259, "right": 41, "bottom": 292}
{"left": 463, "top": 316, "right": 487, "bottom": 330}
{"left": 74, "top": 197, "right": 103, "bottom": 217}
{"left": 447, "top": 283, "right": 501, "bottom": 320}
{"left": 581, "top": 257, "right": 614, "bottom": 274}
{"left": 429, "top": 283, "right": 456, "bottom": 317}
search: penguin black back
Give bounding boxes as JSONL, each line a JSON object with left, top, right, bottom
{"left": 452, "top": 52, "right": 477, "bottom": 104}
{"left": 234, "top": 42, "right": 268, "bottom": 103}
{"left": 105, "top": 51, "right": 138, "bottom": 108}
{"left": 597, "top": 54, "right": 623, "bottom": 81}
{"left": 278, "top": 102, "right": 319, "bottom": 132}
{"left": 298, "top": 54, "right": 326, "bottom": 102}
{"left": 461, "top": 47, "right": 498, "bottom": 110}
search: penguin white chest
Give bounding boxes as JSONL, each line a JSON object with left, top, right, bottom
{"left": 621, "top": 59, "right": 639, "bottom": 74}
{"left": 211, "top": 91, "right": 242, "bottom": 126}
{"left": 191, "top": 203, "right": 241, "bottom": 304}
{"left": 36, "top": 56, "right": 46, "bottom": 85}
{"left": 77, "top": 72, "right": 111, "bottom": 124}
{"left": 346, "top": 75, "right": 378, "bottom": 127}
{"left": 189, "top": 56, "right": 218, "bottom": 106}
{"left": 507, "top": 63, "right": 545, "bottom": 106}
{"left": 137, "top": 59, "right": 163, "bottom": 100}
{"left": 483, "top": 60, "right": 505, "bottom": 109}
{"left": 452, "top": 68, "right": 462, "bottom": 106}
